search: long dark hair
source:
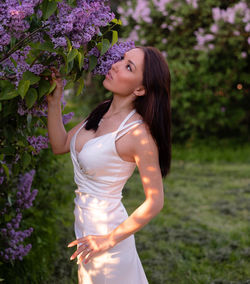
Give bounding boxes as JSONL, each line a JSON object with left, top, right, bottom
{"left": 85, "top": 46, "right": 171, "bottom": 177}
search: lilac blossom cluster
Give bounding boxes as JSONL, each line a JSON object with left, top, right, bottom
{"left": 117, "top": 0, "right": 182, "bottom": 43}
{"left": 1, "top": 45, "right": 46, "bottom": 85}
{"left": 44, "top": 0, "right": 115, "bottom": 49}
{"left": 63, "top": 112, "right": 74, "bottom": 125}
{"left": 16, "top": 170, "right": 38, "bottom": 209}
{"left": 194, "top": 28, "right": 215, "bottom": 51}
{"left": 27, "top": 135, "right": 49, "bottom": 155}
{"left": 195, "top": 1, "right": 250, "bottom": 52}
{"left": 0, "top": 170, "right": 37, "bottom": 262}
{"left": 18, "top": 97, "right": 48, "bottom": 117}
{"left": 118, "top": 0, "right": 249, "bottom": 56}
{"left": 89, "top": 41, "right": 135, "bottom": 75}
{"left": 0, "top": 0, "right": 42, "bottom": 52}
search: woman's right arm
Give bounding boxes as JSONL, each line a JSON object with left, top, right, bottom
{"left": 47, "top": 69, "right": 85, "bottom": 155}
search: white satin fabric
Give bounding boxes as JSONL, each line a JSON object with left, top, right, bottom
{"left": 70, "top": 109, "right": 149, "bottom": 284}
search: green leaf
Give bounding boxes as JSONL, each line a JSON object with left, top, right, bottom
{"left": 88, "top": 55, "right": 98, "bottom": 72}
{"left": 66, "top": 37, "right": 72, "bottom": 53}
{"left": 22, "top": 152, "right": 31, "bottom": 169}
{"left": 16, "top": 141, "right": 26, "bottom": 147}
{"left": 0, "top": 103, "right": 1, "bottom": 111}
{"left": 67, "top": 48, "right": 78, "bottom": 62}
{"left": 101, "top": 39, "right": 110, "bottom": 56}
{"left": 33, "top": 41, "right": 55, "bottom": 53}
{"left": 25, "top": 88, "right": 38, "bottom": 109}
{"left": 42, "top": 0, "right": 57, "bottom": 20}
{"left": 64, "top": 80, "right": 74, "bottom": 90}
{"left": 7, "top": 195, "right": 12, "bottom": 206}
{"left": 18, "top": 80, "right": 30, "bottom": 98}
{"left": 76, "top": 77, "right": 84, "bottom": 96}
{"left": 47, "top": 81, "right": 56, "bottom": 95}
{"left": 111, "top": 30, "right": 118, "bottom": 46}
{"left": 97, "top": 42, "right": 102, "bottom": 52}
{"left": 10, "top": 57, "right": 17, "bottom": 68}
{"left": 10, "top": 37, "right": 16, "bottom": 49}
{"left": 0, "top": 90, "right": 18, "bottom": 101}
{"left": 22, "top": 71, "right": 40, "bottom": 85}
{"left": 111, "top": 18, "right": 122, "bottom": 25}
{"left": 2, "top": 164, "right": 9, "bottom": 179}
{"left": 38, "top": 79, "right": 51, "bottom": 99}
{"left": 78, "top": 51, "right": 84, "bottom": 70}
{"left": 27, "top": 113, "right": 32, "bottom": 128}
{"left": 66, "top": 60, "right": 74, "bottom": 75}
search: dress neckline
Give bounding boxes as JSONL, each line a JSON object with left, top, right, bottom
{"left": 74, "top": 109, "right": 136, "bottom": 156}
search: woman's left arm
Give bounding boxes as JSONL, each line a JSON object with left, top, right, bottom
{"left": 68, "top": 124, "right": 164, "bottom": 263}
{"left": 108, "top": 124, "right": 164, "bottom": 244}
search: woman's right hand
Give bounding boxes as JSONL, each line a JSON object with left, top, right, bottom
{"left": 46, "top": 67, "right": 63, "bottom": 105}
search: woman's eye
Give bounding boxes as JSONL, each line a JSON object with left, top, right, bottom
{"left": 126, "top": 64, "right": 132, "bottom": 72}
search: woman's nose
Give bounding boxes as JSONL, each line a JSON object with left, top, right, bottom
{"left": 111, "top": 61, "right": 120, "bottom": 72}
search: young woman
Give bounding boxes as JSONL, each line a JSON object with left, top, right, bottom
{"left": 47, "top": 46, "right": 171, "bottom": 284}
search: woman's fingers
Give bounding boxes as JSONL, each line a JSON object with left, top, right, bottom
{"left": 68, "top": 238, "right": 88, "bottom": 248}
{"left": 82, "top": 252, "right": 95, "bottom": 264}
{"left": 79, "top": 250, "right": 94, "bottom": 264}
{"left": 50, "top": 66, "right": 61, "bottom": 78}
{"left": 70, "top": 243, "right": 89, "bottom": 260}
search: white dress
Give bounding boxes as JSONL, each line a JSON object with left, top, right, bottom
{"left": 70, "top": 109, "right": 149, "bottom": 284}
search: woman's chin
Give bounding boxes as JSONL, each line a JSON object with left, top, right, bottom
{"left": 102, "top": 79, "right": 112, "bottom": 91}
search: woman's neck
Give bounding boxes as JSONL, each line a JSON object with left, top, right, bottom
{"left": 105, "top": 94, "right": 134, "bottom": 117}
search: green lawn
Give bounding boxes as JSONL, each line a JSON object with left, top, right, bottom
{"left": 53, "top": 143, "right": 250, "bottom": 284}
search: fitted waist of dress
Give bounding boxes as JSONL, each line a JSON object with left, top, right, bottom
{"left": 75, "top": 187, "right": 122, "bottom": 200}
{"left": 74, "top": 188, "right": 123, "bottom": 212}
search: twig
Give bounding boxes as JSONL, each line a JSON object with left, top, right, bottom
{"left": 0, "top": 24, "right": 49, "bottom": 64}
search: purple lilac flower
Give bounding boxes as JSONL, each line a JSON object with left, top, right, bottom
{"left": 18, "top": 97, "right": 48, "bottom": 117}
{"left": 194, "top": 28, "right": 215, "bottom": 51}
{"left": 27, "top": 135, "right": 49, "bottom": 155}
{"left": 0, "top": 0, "right": 41, "bottom": 49}
{"left": 44, "top": 0, "right": 115, "bottom": 50}
{"left": 210, "top": 23, "right": 219, "bottom": 33}
{"left": 0, "top": 169, "right": 38, "bottom": 262}
{"left": 241, "top": 52, "right": 247, "bottom": 58}
{"left": 63, "top": 112, "right": 74, "bottom": 125}
{"left": 212, "top": 2, "right": 249, "bottom": 26}
{"left": 186, "top": 0, "right": 198, "bottom": 9}
{"left": 16, "top": 170, "right": 38, "bottom": 209}
{"left": 1, "top": 46, "right": 45, "bottom": 85}
{"left": 90, "top": 41, "right": 135, "bottom": 75}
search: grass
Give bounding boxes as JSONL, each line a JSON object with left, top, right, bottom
{"left": 52, "top": 142, "right": 250, "bottom": 284}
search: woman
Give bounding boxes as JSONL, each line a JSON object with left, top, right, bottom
{"left": 47, "top": 46, "right": 171, "bottom": 284}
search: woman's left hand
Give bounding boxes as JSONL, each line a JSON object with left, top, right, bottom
{"left": 68, "top": 234, "right": 114, "bottom": 264}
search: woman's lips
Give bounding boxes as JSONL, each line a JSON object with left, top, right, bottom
{"left": 105, "top": 71, "right": 113, "bottom": 80}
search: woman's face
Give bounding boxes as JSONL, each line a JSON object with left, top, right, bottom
{"left": 103, "top": 48, "right": 145, "bottom": 97}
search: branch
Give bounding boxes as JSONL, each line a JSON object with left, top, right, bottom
{"left": 0, "top": 24, "right": 49, "bottom": 64}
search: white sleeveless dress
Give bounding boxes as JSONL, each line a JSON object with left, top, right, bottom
{"left": 70, "top": 109, "right": 149, "bottom": 284}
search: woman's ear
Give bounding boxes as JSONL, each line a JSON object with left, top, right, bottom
{"left": 133, "top": 86, "right": 145, "bottom": 97}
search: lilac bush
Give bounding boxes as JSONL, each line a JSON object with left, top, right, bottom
{"left": 0, "top": 170, "right": 37, "bottom": 262}
{"left": 46, "top": 0, "right": 115, "bottom": 49}
{"left": 0, "top": 0, "right": 131, "bottom": 266}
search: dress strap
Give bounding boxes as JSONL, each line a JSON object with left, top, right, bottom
{"left": 73, "top": 120, "right": 87, "bottom": 155}
{"left": 116, "top": 109, "right": 136, "bottom": 132}
{"left": 116, "top": 120, "right": 143, "bottom": 141}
